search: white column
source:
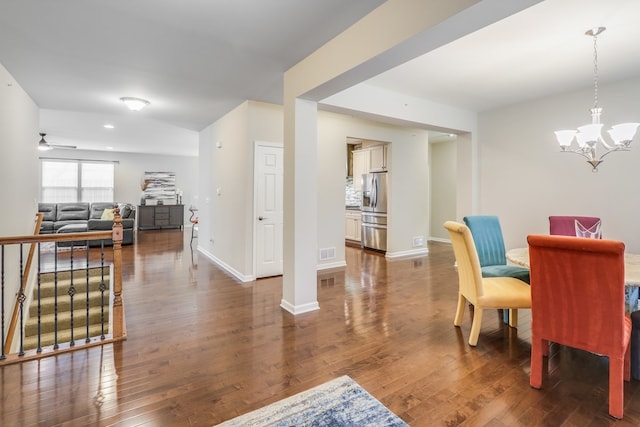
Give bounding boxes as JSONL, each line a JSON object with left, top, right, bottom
{"left": 280, "top": 97, "right": 319, "bottom": 314}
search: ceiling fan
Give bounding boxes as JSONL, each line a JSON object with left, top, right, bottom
{"left": 38, "top": 133, "right": 77, "bottom": 151}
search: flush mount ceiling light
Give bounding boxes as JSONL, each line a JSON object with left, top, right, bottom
{"left": 554, "top": 27, "right": 639, "bottom": 172}
{"left": 120, "top": 97, "right": 150, "bottom": 111}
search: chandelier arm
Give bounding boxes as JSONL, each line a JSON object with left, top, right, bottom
{"left": 598, "top": 146, "right": 630, "bottom": 159}
{"left": 599, "top": 137, "right": 613, "bottom": 150}
{"left": 564, "top": 149, "right": 596, "bottom": 161}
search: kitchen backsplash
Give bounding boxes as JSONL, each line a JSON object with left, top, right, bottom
{"left": 345, "top": 177, "right": 361, "bottom": 207}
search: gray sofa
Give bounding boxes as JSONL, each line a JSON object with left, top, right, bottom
{"left": 38, "top": 202, "right": 135, "bottom": 246}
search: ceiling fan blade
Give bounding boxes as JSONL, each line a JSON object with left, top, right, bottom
{"left": 38, "top": 133, "right": 77, "bottom": 150}
{"left": 49, "top": 144, "right": 77, "bottom": 149}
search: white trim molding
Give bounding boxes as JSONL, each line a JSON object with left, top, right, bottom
{"left": 385, "top": 248, "right": 429, "bottom": 259}
{"left": 280, "top": 299, "right": 320, "bottom": 315}
{"left": 198, "top": 246, "right": 256, "bottom": 283}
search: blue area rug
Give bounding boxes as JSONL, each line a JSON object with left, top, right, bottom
{"left": 216, "top": 375, "right": 408, "bottom": 426}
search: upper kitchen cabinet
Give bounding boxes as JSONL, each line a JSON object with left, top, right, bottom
{"left": 352, "top": 149, "right": 368, "bottom": 192}
{"left": 347, "top": 138, "right": 390, "bottom": 192}
{"left": 369, "top": 144, "right": 388, "bottom": 172}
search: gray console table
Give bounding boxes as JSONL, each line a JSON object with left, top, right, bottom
{"left": 137, "top": 204, "right": 184, "bottom": 230}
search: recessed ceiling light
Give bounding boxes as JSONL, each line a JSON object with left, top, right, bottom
{"left": 120, "top": 97, "right": 150, "bottom": 111}
{"left": 106, "top": 146, "right": 114, "bottom": 150}
{"left": 104, "top": 124, "right": 114, "bottom": 129}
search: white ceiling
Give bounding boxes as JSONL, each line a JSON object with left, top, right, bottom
{"left": 366, "top": 0, "right": 640, "bottom": 114}
{"left": 2, "top": 0, "right": 640, "bottom": 156}
{"left": 0, "top": 0, "right": 385, "bottom": 155}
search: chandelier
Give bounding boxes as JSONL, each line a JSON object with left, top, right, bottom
{"left": 554, "top": 27, "right": 639, "bottom": 172}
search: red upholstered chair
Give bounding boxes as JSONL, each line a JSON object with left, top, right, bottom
{"left": 527, "top": 235, "right": 631, "bottom": 419}
{"left": 549, "top": 215, "right": 601, "bottom": 238}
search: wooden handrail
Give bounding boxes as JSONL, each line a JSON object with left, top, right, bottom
{"left": 4, "top": 213, "right": 44, "bottom": 353}
{"left": 0, "top": 230, "right": 112, "bottom": 246}
{"left": 22, "top": 213, "right": 44, "bottom": 290}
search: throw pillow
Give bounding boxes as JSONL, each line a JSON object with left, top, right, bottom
{"left": 121, "top": 204, "right": 132, "bottom": 219}
{"left": 575, "top": 219, "right": 601, "bottom": 239}
{"left": 100, "top": 208, "right": 115, "bottom": 221}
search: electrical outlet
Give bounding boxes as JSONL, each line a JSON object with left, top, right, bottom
{"left": 412, "top": 236, "right": 424, "bottom": 247}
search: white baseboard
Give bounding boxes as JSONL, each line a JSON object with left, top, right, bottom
{"left": 385, "top": 247, "right": 429, "bottom": 259}
{"left": 197, "top": 246, "right": 256, "bottom": 282}
{"left": 317, "top": 260, "right": 347, "bottom": 271}
{"left": 280, "top": 299, "right": 320, "bottom": 315}
{"left": 429, "top": 237, "right": 450, "bottom": 244}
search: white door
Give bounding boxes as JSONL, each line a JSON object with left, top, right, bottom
{"left": 254, "top": 142, "right": 283, "bottom": 278}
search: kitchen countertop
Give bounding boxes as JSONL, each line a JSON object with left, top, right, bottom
{"left": 346, "top": 206, "right": 361, "bottom": 211}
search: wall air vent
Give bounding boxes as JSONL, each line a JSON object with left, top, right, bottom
{"left": 319, "top": 247, "right": 336, "bottom": 260}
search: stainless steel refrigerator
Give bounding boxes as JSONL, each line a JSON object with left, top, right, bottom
{"left": 361, "top": 171, "right": 388, "bottom": 252}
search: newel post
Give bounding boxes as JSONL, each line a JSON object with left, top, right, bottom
{"left": 111, "top": 205, "right": 126, "bottom": 340}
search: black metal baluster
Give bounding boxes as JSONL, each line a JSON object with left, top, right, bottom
{"left": 100, "top": 241, "right": 106, "bottom": 339}
{"left": 53, "top": 242, "right": 59, "bottom": 349}
{"left": 1, "top": 245, "right": 5, "bottom": 360}
{"left": 18, "top": 244, "right": 25, "bottom": 356}
{"left": 85, "top": 243, "right": 90, "bottom": 343}
{"left": 69, "top": 245, "right": 75, "bottom": 346}
{"left": 37, "top": 242, "right": 42, "bottom": 353}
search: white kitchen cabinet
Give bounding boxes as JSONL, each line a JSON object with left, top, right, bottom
{"left": 345, "top": 210, "right": 361, "bottom": 242}
{"left": 369, "top": 144, "right": 388, "bottom": 172}
{"left": 352, "top": 150, "right": 368, "bottom": 192}
{"left": 351, "top": 144, "right": 389, "bottom": 191}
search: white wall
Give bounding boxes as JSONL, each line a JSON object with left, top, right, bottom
{"left": 322, "top": 83, "right": 479, "bottom": 231}
{"left": 197, "top": 100, "right": 433, "bottom": 279}
{"left": 430, "top": 140, "right": 457, "bottom": 241}
{"left": 317, "top": 111, "right": 430, "bottom": 264}
{"left": 478, "top": 76, "right": 640, "bottom": 252}
{"left": 39, "top": 149, "right": 198, "bottom": 223}
{"left": 198, "top": 101, "right": 282, "bottom": 280}
{"left": 0, "top": 64, "right": 39, "bottom": 231}
{"left": 0, "top": 62, "right": 40, "bottom": 340}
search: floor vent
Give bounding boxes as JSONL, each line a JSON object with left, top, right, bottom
{"left": 319, "top": 247, "right": 336, "bottom": 260}
{"left": 320, "top": 276, "right": 336, "bottom": 288}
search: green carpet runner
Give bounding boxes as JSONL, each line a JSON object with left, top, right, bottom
{"left": 23, "top": 267, "right": 110, "bottom": 350}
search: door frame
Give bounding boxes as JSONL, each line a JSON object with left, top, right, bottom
{"left": 253, "top": 140, "right": 284, "bottom": 278}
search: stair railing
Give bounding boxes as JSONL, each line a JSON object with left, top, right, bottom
{"left": 3, "top": 213, "right": 44, "bottom": 352}
{"left": 0, "top": 207, "right": 125, "bottom": 364}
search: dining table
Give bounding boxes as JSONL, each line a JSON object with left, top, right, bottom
{"left": 507, "top": 247, "right": 640, "bottom": 313}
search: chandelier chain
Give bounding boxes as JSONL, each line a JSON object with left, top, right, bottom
{"left": 592, "top": 32, "right": 599, "bottom": 109}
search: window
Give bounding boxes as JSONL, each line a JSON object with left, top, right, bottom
{"left": 41, "top": 160, "right": 114, "bottom": 203}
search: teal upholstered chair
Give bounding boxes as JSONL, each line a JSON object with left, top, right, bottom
{"left": 463, "top": 215, "right": 530, "bottom": 324}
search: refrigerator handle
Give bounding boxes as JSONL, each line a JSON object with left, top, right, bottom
{"left": 371, "top": 175, "right": 377, "bottom": 209}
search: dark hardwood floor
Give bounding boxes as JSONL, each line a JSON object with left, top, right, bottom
{"left": 2, "top": 230, "right": 640, "bottom": 426}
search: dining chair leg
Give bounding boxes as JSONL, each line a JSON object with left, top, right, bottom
{"left": 508, "top": 309, "right": 518, "bottom": 328}
{"left": 609, "top": 356, "right": 625, "bottom": 419}
{"left": 468, "top": 308, "right": 484, "bottom": 346}
{"left": 454, "top": 293, "right": 466, "bottom": 327}
{"left": 530, "top": 337, "right": 544, "bottom": 389}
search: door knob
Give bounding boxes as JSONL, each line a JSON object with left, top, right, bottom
{"left": 258, "top": 216, "right": 265, "bottom": 221}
